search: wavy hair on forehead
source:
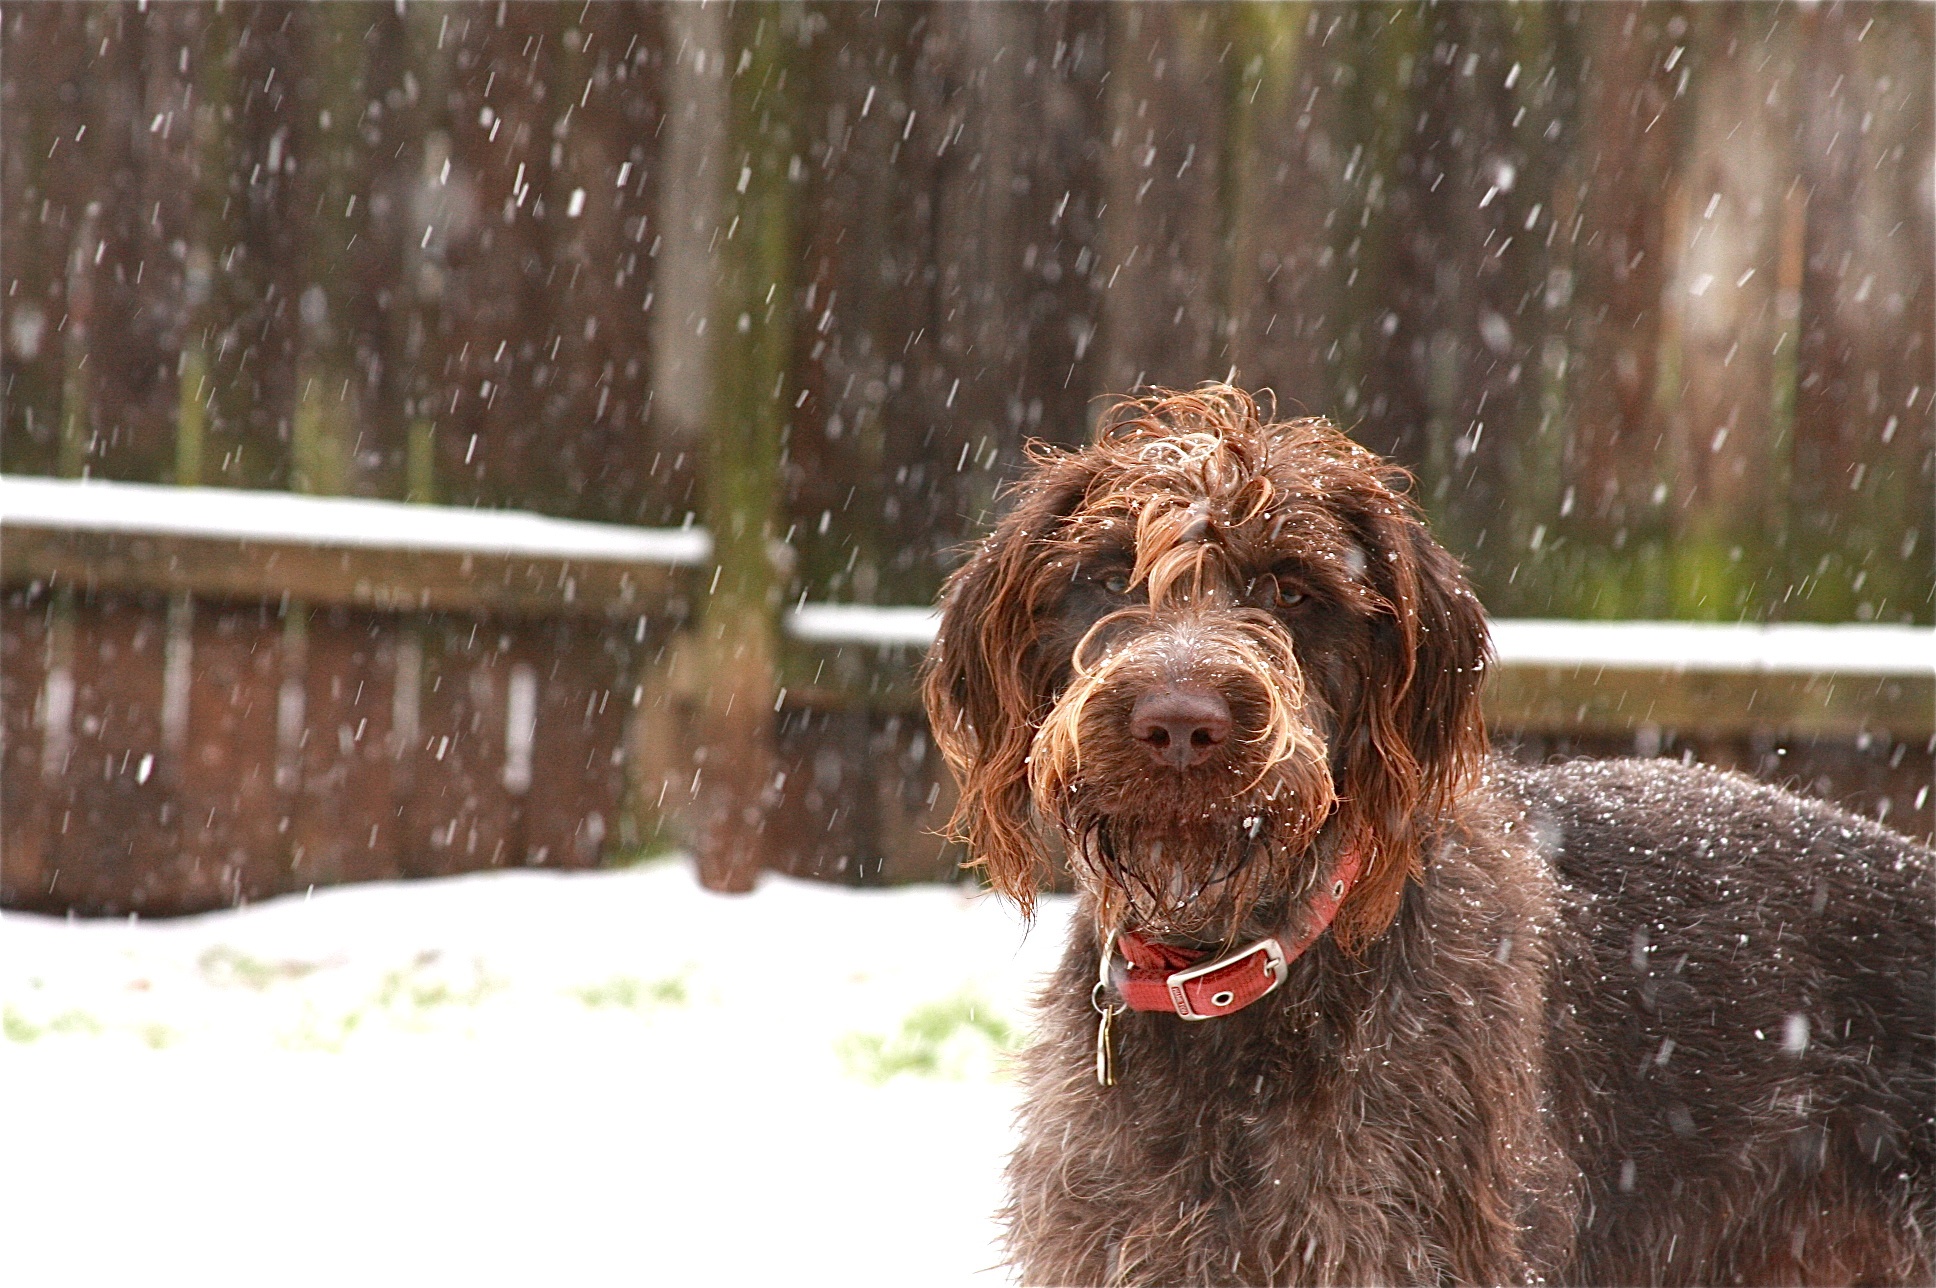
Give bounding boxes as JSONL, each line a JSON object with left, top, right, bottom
{"left": 1087, "top": 385, "right": 1282, "bottom": 513}
{"left": 1085, "top": 387, "right": 1406, "bottom": 521}
{"left": 1076, "top": 386, "right": 1414, "bottom": 608}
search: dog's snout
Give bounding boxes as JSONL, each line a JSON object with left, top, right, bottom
{"left": 1128, "top": 684, "right": 1231, "bottom": 769}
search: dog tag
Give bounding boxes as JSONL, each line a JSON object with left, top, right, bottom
{"left": 1093, "top": 931, "right": 1122, "bottom": 1087}
{"left": 1094, "top": 1001, "right": 1124, "bottom": 1087}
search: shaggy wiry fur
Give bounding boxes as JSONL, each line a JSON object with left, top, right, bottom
{"left": 922, "top": 386, "right": 1934, "bottom": 1287}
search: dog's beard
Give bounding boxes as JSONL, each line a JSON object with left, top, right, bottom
{"left": 1027, "top": 619, "right": 1338, "bottom": 942}
{"left": 1066, "top": 789, "right": 1332, "bottom": 941}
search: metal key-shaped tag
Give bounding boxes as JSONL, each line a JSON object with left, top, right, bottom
{"left": 1093, "top": 930, "right": 1123, "bottom": 1087}
{"left": 1094, "top": 996, "right": 1123, "bottom": 1087}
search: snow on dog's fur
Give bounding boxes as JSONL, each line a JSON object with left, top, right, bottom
{"left": 924, "top": 385, "right": 1934, "bottom": 1286}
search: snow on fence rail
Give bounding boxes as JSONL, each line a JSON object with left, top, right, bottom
{"left": 1488, "top": 619, "right": 1934, "bottom": 679}
{"left": 0, "top": 475, "right": 712, "bottom": 564}
{"left": 0, "top": 474, "right": 706, "bottom": 616}
{"left": 783, "top": 603, "right": 1935, "bottom": 679}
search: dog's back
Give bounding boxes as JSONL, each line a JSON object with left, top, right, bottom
{"left": 1517, "top": 758, "right": 1935, "bottom": 1285}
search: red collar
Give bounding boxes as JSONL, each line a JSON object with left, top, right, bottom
{"left": 1101, "top": 846, "right": 1364, "bottom": 1020}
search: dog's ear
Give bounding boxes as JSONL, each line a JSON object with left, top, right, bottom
{"left": 1330, "top": 489, "right": 1491, "bottom": 951}
{"left": 922, "top": 456, "right": 1089, "bottom": 915}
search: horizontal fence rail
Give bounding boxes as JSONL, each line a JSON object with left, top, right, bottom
{"left": 1488, "top": 620, "right": 1936, "bottom": 678}
{"left": 785, "top": 603, "right": 1936, "bottom": 679}
{"left": 0, "top": 476, "right": 714, "bottom": 564}
{"left": 2, "top": 475, "right": 709, "bottom": 619}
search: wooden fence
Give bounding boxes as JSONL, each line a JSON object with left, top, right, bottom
{"left": 1, "top": 475, "right": 977, "bottom": 911}
{"left": 3, "top": 475, "right": 1929, "bottom": 915}
{"left": 2, "top": 3, "right": 1930, "bottom": 909}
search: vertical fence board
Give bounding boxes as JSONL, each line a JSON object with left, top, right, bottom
{"left": 172, "top": 604, "right": 288, "bottom": 907}
{"left": 288, "top": 610, "right": 402, "bottom": 887}
{"left": 516, "top": 624, "right": 633, "bottom": 870}
{"left": 0, "top": 594, "right": 51, "bottom": 902}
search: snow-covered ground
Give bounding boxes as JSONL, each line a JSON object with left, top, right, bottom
{"left": 0, "top": 862, "right": 1073, "bottom": 1287}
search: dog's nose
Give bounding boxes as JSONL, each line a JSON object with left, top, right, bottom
{"left": 1128, "top": 684, "right": 1231, "bottom": 769}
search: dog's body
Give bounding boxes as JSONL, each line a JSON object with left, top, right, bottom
{"left": 1010, "top": 759, "right": 1932, "bottom": 1285}
{"left": 922, "top": 388, "right": 1933, "bottom": 1286}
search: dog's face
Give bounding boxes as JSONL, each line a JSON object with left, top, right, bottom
{"left": 923, "top": 387, "right": 1489, "bottom": 949}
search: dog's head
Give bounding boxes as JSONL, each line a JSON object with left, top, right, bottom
{"left": 923, "top": 385, "right": 1489, "bottom": 950}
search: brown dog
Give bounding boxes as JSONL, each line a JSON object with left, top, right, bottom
{"left": 922, "top": 386, "right": 1933, "bottom": 1286}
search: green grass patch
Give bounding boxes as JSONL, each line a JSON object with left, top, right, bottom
{"left": 277, "top": 953, "right": 502, "bottom": 1051}
{"left": 571, "top": 973, "right": 689, "bottom": 1010}
{"left": 602, "top": 841, "right": 687, "bottom": 870}
{"left": 2, "top": 1007, "right": 103, "bottom": 1043}
{"left": 199, "top": 944, "right": 325, "bottom": 990}
{"left": 839, "top": 991, "right": 1019, "bottom": 1085}
{"left": 279, "top": 1005, "right": 363, "bottom": 1054}
{"left": 371, "top": 952, "right": 504, "bottom": 1013}
{"left": 4, "top": 1007, "right": 42, "bottom": 1043}
{"left": 47, "top": 1009, "right": 102, "bottom": 1036}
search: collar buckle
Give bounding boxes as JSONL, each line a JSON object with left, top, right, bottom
{"left": 1165, "top": 936, "right": 1288, "bottom": 1020}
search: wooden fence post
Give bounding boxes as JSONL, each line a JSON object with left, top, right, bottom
{"left": 621, "top": 1, "right": 725, "bottom": 863}
{"left": 690, "top": 3, "right": 800, "bottom": 892}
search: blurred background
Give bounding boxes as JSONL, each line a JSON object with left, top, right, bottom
{"left": 0, "top": 5, "right": 1930, "bottom": 1283}
{"left": 2, "top": 0, "right": 1930, "bottom": 914}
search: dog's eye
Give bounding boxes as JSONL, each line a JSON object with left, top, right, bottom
{"left": 1253, "top": 573, "right": 1306, "bottom": 610}
{"left": 1103, "top": 572, "right": 1132, "bottom": 595}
